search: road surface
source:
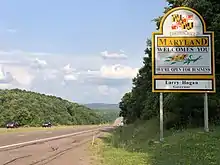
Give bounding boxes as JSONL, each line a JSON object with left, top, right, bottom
{"left": 0, "top": 125, "right": 102, "bottom": 146}
{"left": 0, "top": 125, "right": 112, "bottom": 165}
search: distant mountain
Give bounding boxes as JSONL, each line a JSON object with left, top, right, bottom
{"left": 84, "top": 103, "right": 120, "bottom": 110}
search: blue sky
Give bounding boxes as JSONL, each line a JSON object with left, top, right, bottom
{"left": 0, "top": 0, "right": 167, "bottom": 103}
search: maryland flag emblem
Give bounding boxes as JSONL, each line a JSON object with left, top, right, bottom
{"left": 171, "top": 14, "right": 193, "bottom": 30}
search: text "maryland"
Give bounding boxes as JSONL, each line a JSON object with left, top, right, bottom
{"left": 157, "top": 37, "right": 209, "bottom": 47}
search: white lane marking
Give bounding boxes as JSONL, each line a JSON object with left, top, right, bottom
{"left": 0, "top": 127, "right": 112, "bottom": 150}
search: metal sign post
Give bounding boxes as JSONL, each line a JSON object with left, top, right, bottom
{"left": 159, "top": 93, "right": 164, "bottom": 141}
{"left": 204, "top": 93, "right": 209, "bottom": 132}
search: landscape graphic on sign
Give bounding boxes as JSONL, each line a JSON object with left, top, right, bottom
{"left": 164, "top": 54, "right": 202, "bottom": 65}
{"left": 171, "top": 14, "right": 194, "bottom": 30}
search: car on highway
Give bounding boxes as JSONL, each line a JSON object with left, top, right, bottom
{"left": 42, "top": 121, "right": 52, "bottom": 127}
{"left": 6, "top": 122, "right": 19, "bottom": 128}
{"left": 117, "top": 121, "right": 124, "bottom": 126}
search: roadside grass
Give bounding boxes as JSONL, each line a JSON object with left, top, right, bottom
{"left": 91, "top": 118, "right": 220, "bottom": 165}
{"left": 0, "top": 124, "right": 102, "bottom": 134}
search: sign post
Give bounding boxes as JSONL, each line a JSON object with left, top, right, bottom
{"left": 159, "top": 93, "right": 164, "bottom": 141}
{"left": 204, "top": 93, "right": 209, "bottom": 132}
{"left": 152, "top": 7, "right": 215, "bottom": 140}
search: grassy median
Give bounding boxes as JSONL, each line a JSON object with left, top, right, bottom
{"left": 91, "top": 119, "right": 220, "bottom": 165}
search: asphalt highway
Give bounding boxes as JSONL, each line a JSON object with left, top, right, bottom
{"left": 0, "top": 125, "right": 112, "bottom": 165}
{"left": 0, "top": 125, "right": 102, "bottom": 146}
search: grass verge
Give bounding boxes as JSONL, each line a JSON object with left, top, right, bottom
{"left": 91, "top": 118, "right": 220, "bottom": 165}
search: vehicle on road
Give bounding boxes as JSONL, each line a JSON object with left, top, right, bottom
{"left": 6, "top": 122, "right": 19, "bottom": 128}
{"left": 117, "top": 121, "right": 124, "bottom": 126}
{"left": 42, "top": 121, "right": 52, "bottom": 127}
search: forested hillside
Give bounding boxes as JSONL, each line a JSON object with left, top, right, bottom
{"left": 0, "top": 89, "right": 104, "bottom": 127}
{"left": 94, "top": 109, "right": 119, "bottom": 123}
{"left": 85, "top": 103, "right": 119, "bottom": 110}
{"left": 119, "top": 0, "right": 220, "bottom": 129}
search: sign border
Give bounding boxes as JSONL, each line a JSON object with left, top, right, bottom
{"left": 154, "top": 78, "right": 215, "bottom": 93}
{"left": 154, "top": 34, "right": 214, "bottom": 76}
{"left": 152, "top": 7, "right": 215, "bottom": 93}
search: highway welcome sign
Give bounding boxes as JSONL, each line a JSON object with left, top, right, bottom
{"left": 152, "top": 7, "right": 215, "bottom": 93}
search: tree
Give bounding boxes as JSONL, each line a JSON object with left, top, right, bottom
{"left": 0, "top": 89, "right": 109, "bottom": 127}
{"left": 119, "top": 39, "right": 158, "bottom": 123}
{"left": 119, "top": 0, "right": 220, "bottom": 129}
{"left": 119, "top": 92, "right": 138, "bottom": 123}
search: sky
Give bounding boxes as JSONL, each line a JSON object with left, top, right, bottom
{"left": 0, "top": 0, "right": 167, "bottom": 104}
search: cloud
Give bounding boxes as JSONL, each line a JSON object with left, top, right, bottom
{"left": 0, "top": 67, "right": 32, "bottom": 89}
{"left": 0, "top": 49, "right": 141, "bottom": 103}
{"left": 43, "top": 69, "right": 59, "bottom": 80}
{"left": 3, "top": 65, "right": 34, "bottom": 86}
{"left": 31, "top": 58, "right": 47, "bottom": 69}
{"left": 86, "top": 64, "right": 138, "bottom": 79}
{"left": 101, "top": 50, "right": 127, "bottom": 59}
{"left": 62, "top": 64, "right": 76, "bottom": 74}
{"left": 97, "top": 85, "right": 119, "bottom": 95}
{"left": 81, "top": 64, "right": 138, "bottom": 88}
{"left": 64, "top": 74, "right": 77, "bottom": 81}
{"left": 100, "top": 64, "right": 138, "bottom": 79}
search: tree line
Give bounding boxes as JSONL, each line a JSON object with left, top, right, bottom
{"left": 94, "top": 109, "right": 119, "bottom": 124}
{"left": 0, "top": 88, "right": 108, "bottom": 127}
{"left": 119, "top": 0, "right": 220, "bottom": 129}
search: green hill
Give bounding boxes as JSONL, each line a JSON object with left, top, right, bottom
{"left": 94, "top": 109, "right": 120, "bottom": 123}
{"left": 84, "top": 103, "right": 119, "bottom": 110}
{"left": 84, "top": 103, "right": 120, "bottom": 123}
{"left": 0, "top": 89, "right": 104, "bottom": 127}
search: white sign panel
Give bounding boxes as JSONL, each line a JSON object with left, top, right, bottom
{"left": 152, "top": 7, "right": 215, "bottom": 93}
{"left": 155, "top": 79, "right": 213, "bottom": 90}
{"left": 155, "top": 35, "right": 213, "bottom": 75}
